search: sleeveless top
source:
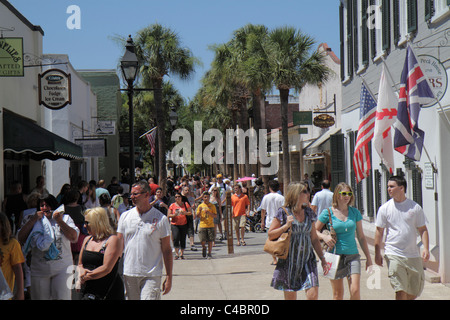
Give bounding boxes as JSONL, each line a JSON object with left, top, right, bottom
{"left": 81, "top": 236, "right": 124, "bottom": 300}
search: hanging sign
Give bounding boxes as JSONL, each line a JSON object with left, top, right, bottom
{"left": 38, "top": 69, "right": 72, "bottom": 110}
{"left": 419, "top": 55, "right": 448, "bottom": 108}
{"left": 313, "top": 114, "right": 335, "bottom": 128}
{"left": 0, "top": 37, "right": 24, "bottom": 77}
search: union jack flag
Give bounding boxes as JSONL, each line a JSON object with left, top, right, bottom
{"left": 393, "top": 46, "right": 434, "bottom": 161}
{"left": 353, "top": 82, "right": 377, "bottom": 183}
{"left": 145, "top": 127, "right": 157, "bottom": 156}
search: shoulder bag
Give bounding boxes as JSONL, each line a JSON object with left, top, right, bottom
{"left": 320, "top": 208, "right": 337, "bottom": 252}
{"left": 263, "top": 207, "right": 291, "bottom": 260}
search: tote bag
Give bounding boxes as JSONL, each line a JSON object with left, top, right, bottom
{"left": 318, "top": 251, "right": 341, "bottom": 280}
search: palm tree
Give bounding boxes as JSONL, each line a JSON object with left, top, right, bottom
{"left": 134, "top": 23, "right": 199, "bottom": 192}
{"left": 268, "top": 26, "right": 330, "bottom": 193}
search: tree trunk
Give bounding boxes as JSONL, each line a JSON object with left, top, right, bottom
{"left": 153, "top": 77, "right": 167, "bottom": 194}
{"left": 279, "top": 87, "right": 290, "bottom": 194}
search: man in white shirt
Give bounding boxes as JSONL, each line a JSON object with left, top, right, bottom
{"left": 117, "top": 181, "right": 173, "bottom": 300}
{"left": 374, "top": 176, "right": 429, "bottom": 300}
{"left": 310, "top": 180, "right": 333, "bottom": 216}
{"left": 260, "top": 180, "right": 285, "bottom": 264}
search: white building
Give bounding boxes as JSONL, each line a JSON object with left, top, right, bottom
{"left": 339, "top": 0, "right": 450, "bottom": 283}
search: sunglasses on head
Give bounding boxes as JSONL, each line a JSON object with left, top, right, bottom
{"left": 340, "top": 191, "right": 353, "bottom": 196}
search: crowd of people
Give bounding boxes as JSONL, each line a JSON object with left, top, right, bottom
{"left": 0, "top": 172, "right": 430, "bottom": 301}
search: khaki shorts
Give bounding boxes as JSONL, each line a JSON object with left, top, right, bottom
{"left": 385, "top": 254, "right": 425, "bottom": 297}
{"left": 233, "top": 215, "right": 246, "bottom": 229}
{"left": 199, "top": 227, "right": 215, "bottom": 243}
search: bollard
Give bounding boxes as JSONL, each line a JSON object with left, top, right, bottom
{"left": 225, "top": 190, "right": 234, "bottom": 254}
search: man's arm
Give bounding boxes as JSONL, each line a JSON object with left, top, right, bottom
{"left": 161, "top": 235, "right": 173, "bottom": 295}
{"left": 418, "top": 225, "right": 430, "bottom": 263}
{"left": 374, "top": 227, "right": 385, "bottom": 266}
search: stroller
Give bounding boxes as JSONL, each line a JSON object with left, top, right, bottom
{"left": 245, "top": 210, "right": 262, "bottom": 232}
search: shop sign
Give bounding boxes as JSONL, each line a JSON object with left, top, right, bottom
{"left": 419, "top": 55, "right": 448, "bottom": 108}
{"left": 0, "top": 37, "right": 24, "bottom": 77}
{"left": 38, "top": 69, "right": 72, "bottom": 110}
{"left": 313, "top": 114, "right": 335, "bottom": 128}
{"left": 75, "top": 139, "right": 107, "bottom": 157}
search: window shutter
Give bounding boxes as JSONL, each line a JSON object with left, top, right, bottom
{"left": 412, "top": 168, "right": 423, "bottom": 207}
{"left": 393, "top": 0, "right": 400, "bottom": 45}
{"left": 382, "top": 0, "right": 391, "bottom": 51}
{"left": 407, "top": 0, "right": 418, "bottom": 34}
{"left": 425, "top": 0, "right": 434, "bottom": 21}
{"left": 448, "top": 0, "right": 450, "bottom": 7}
{"left": 330, "top": 133, "right": 346, "bottom": 191}
{"left": 352, "top": 0, "right": 359, "bottom": 72}
{"left": 365, "top": 141, "right": 374, "bottom": 218}
{"left": 340, "top": 2, "right": 345, "bottom": 80}
{"left": 347, "top": 0, "right": 354, "bottom": 77}
{"left": 374, "top": 169, "right": 382, "bottom": 215}
{"left": 362, "top": 0, "right": 369, "bottom": 66}
{"left": 370, "top": 0, "right": 377, "bottom": 59}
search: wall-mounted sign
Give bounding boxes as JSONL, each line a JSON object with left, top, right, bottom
{"left": 38, "top": 69, "right": 72, "bottom": 110}
{"left": 75, "top": 139, "right": 107, "bottom": 157}
{"left": 0, "top": 37, "right": 24, "bottom": 77}
{"left": 95, "top": 120, "right": 116, "bottom": 135}
{"left": 419, "top": 55, "right": 448, "bottom": 108}
{"left": 293, "top": 111, "right": 313, "bottom": 126}
{"left": 313, "top": 114, "right": 335, "bottom": 128}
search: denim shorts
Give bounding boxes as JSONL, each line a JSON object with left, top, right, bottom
{"left": 334, "top": 254, "right": 361, "bottom": 280}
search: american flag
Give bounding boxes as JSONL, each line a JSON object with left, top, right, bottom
{"left": 393, "top": 46, "right": 434, "bottom": 161}
{"left": 353, "top": 82, "right": 377, "bottom": 183}
{"left": 145, "top": 127, "right": 157, "bottom": 156}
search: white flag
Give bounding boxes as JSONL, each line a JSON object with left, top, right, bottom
{"left": 373, "top": 65, "right": 398, "bottom": 174}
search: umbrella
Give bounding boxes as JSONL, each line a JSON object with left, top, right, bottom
{"left": 235, "top": 176, "right": 256, "bottom": 182}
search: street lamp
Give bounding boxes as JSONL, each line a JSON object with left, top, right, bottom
{"left": 120, "top": 35, "right": 139, "bottom": 183}
{"left": 169, "top": 106, "right": 178, "bottom": 128}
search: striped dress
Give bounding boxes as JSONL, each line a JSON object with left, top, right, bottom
{"left": 271, "top": 206, "right": 319, "bottom": 292}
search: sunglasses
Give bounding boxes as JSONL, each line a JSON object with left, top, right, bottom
{"left": 340, "top": 192, "right": 353, "bottom": 196}
{"left": 84, "top": 221, "right": 90, "bottom": 226}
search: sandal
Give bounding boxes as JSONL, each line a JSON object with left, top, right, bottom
{"left": 175, "top": 255, "right": 179, "bottom": 260}
{"left": 180, "top": 255, "right": 185, "bottom": 260}
{"left": 241, "top": 241, "right": 246, "bottom": 246}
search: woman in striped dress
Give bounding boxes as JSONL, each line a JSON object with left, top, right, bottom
{"left": 269, "top": 182, "right": 328, "bottom": 300}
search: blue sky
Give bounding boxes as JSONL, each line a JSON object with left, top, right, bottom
{"left": 9, "top": 0, "right": 340, "bottom": 101}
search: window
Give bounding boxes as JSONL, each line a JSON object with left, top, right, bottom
{"left": 395, "top": 0, "right": 418, "bottom": 46}
{"left": 429, "top": 0, "right": 450, "bottom": 23}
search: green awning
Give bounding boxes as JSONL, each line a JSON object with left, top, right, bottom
{"left": 3, "top": 110, "right": 83, "bottom": 161}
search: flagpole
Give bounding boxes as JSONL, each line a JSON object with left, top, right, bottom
{"left": 381, "top": 53, "right": 437, "bottom": 172}
{"left": 139, "top": 126, "right": 157, "bottom": 139}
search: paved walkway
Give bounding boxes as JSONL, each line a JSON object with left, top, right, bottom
{"left": 163, "top": 223, "right": 450, "bottom": 300}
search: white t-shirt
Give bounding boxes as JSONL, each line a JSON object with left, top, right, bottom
{"left": 311, "top": 189, "right": 333, "bottom": 216}
{"left": 375, "top": 198, "right": 427, "bottom": 258}
{"left": 260, "top": 192, "right": 285, "bottom": 228}
{"left": 117, "top": 206, "right": 171, "bottom": 277}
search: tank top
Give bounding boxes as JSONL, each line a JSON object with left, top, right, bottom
{"left": 81, "top": 236, "right": 124, "bottom": 300}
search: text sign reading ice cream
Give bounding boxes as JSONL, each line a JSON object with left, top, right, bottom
{"left": 38, "top": 69, "right": 72, "bottom": 110}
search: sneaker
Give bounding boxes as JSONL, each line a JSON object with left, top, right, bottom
{"left": 191, "top": 245, "right": 198, "bottom": 251}
{"left": 207, "top": 254, "right": 212, "bottom": 260}
{"left": 202, "top": 247, "right": 207, "bottom": 258}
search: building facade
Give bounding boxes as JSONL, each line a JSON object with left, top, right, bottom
{"left": 339, "top": 0, "right": 450, "bottom": 282}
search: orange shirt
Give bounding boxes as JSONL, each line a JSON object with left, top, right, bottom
{"left": 231, "top": 193, "right": 250, "bottom": 217}
{"left": 169, "top": 202, "right": 190, "bottom": 225}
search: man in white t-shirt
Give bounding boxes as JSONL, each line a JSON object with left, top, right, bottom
{"left": 260, "top": 180, "right": 285, "bottom": 264}
{"left": 374, "top": 176, "right": 429, "bottom": 300}
{"left": 310, "top": 180, "right": 333, "bottom": 216}
{"left": 117, "top": 181, "right": 172, "bottom": 300}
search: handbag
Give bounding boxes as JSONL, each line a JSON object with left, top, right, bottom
{"left": 320, "top": 208, "right": 337, "bottom": 252}
{"left": 263, "top": 207, "right": 291, "bottom": 260}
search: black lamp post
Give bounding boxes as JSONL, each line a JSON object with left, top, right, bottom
{"left": 169, "top": 106, "right": 178, "bottom": 129}
{"left": 120, "top": 35, "right": 139, "bottom": 183}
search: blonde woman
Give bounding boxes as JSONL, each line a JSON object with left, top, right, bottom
{"left": 316, "top": 182, "right": 373, "bottom": 300}
{"left": 77, "top": 207, "right": 124, "bottom": 300}
{"left": 269, "top": 182, "right": 328, "bottom": 300}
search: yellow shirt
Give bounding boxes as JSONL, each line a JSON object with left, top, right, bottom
{"left": 0, "top": 238, "right": 25, "bottom": 292}
{"left": 196, "top": 202, "right": 217, "bottom": 229}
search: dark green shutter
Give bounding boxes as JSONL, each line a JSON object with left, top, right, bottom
{"left": 340, "top": 2, "right": 345, "bottom": 80}
{"left": 374, "top": 170, "right": 382, "bottom": 216}
{"left": 382, "top": 0, "right": 391, "bottom": 51}
{"left": 352, "top": 0, "right": 359, "bottom": 72}
{"left": 393, "top": 0, "right": 400, "bottom": 45}
{"left": 347, "top": 0, "right": 354, "bottom": 77}
{"left": 425, "top": 0, "right": 434, "bottom": 21}
{"left": 365, "top": 142, "right": 374, "bottom": 219}
{"left": 362, "top": 0, "right": 369, "bottom": 66}
{"left": 370, "top": 0, "right": 377, "bottom": 59}
{"left": 330, "top": 133, "right": 346, "bottom": 191}
{"left": 407, "top": 0, "right": 418, "bottom": 33}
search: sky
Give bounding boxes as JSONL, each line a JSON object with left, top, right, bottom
{"left": 8, "top": 0, "right": 340, "bottom": 102}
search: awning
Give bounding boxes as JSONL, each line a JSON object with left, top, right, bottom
{"left": 3, "top": 110, "right": 83, "bottom": 161}
{"left": 304, "top": 127, "right": 341, "bottom": 151}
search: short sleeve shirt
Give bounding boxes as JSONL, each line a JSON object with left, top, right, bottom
{"left": 231, "top": 193, "right": 250, "bottom": 217}
{"left": 117, "top": 207, "right": 171, "bottom": 277}
{"left": 0, "top": 238, "right": 25, "bottom": 291}
{"left": 196, "top": 202, "right": 217, "bottom": 228}
{"left": 318, "top": 207, "right": 362, "bottom": 255}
